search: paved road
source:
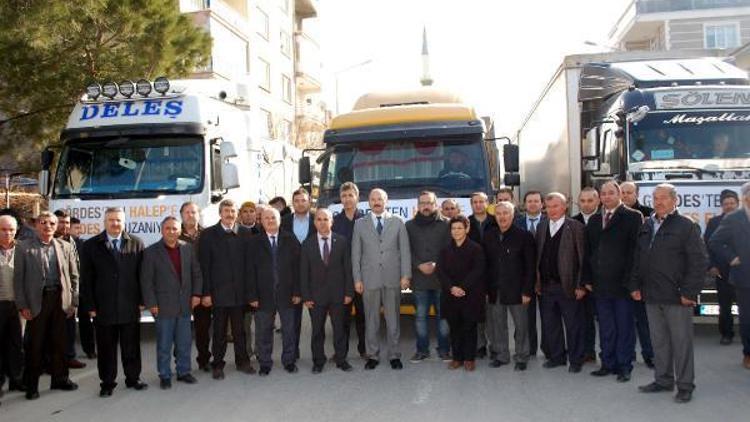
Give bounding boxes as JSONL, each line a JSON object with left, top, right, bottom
{"left": 1, "top": 317, "right": 748, "bottom": 422}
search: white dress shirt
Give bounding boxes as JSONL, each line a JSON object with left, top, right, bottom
{"left": 549, "top": 217, "right": 565, "bottom": 237}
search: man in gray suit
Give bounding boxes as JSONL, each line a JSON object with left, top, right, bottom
{"left": 14, "top": 211, "right": 79, "bottom": 399}
{"left": 352, "top": 188, "right": 411, "bottom": 370}
{"left": 141, "top": 216, "right": 203, "bottom": 390}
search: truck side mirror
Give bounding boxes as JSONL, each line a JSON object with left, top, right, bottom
{"left": 220, "top": 142, "right": 238, "bottom": 160}
{"left": 299, "top": 156, "right": 312, "bottom": 185}
{"left": 582, "top": 128, "right": 599, "bottom": 159}
{"left": 503, "top": 144, "right": 519, "bottom": 173}
{"left": 503, "top": 173, "right": 520, "bottom": 187}
{"left": 41, "top": 149, "right": 54, "bottom": 170}
{"left": 38, "top": 170, "right": 50, "bottom": 197}
{"left": 221, "top": 162, "right": 239, "bottom": 190}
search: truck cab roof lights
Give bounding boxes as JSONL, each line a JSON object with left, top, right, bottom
{"left": 118, "top": 80, "right": 135, "bottom": 98}
{"left": 85, "top": 83, "right": 101, "bottom": 100}
{"left": 101, "top": 82, "right": 118, "bottom": 99}
{"left": 153, "top": 77, "right": 170, "bottom": 95}
{"left": 135, "top": 79, "right": 152, "bottom": 97}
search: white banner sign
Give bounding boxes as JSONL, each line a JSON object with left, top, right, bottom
{"left": 328, "top": 198, "right": 472, "bottom": 221}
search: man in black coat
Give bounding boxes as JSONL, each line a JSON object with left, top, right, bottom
{"left": 483, "top": 201, "right": 535, "bottom": 371}
{"left": 621, "top": 181, "right": 655, "bottom": 369}
{"left": 199, "top": 199, "right": 255, "bottom": 380}
{"left": 301, "top": 208, "right": 354, "bottom": 373}
{"left": 248, "top": 208, "right": 301, "bottom": 376}
{"left": 629, "top": 183, "right": 707, "bottom": 403}
{"left": 573, "top": 187, "right": 600, "bottom": 363}
{"left": 80, "top": 207, "right": 147, "bottom": 397}
{"left": 467, "top": 192, "right": 496, "bottom": 359}
{"left": 704, "top": 189, "right": 740, "bottom": 345}
{"left": 583, "top": 181, "right": 641, "bottom": 382}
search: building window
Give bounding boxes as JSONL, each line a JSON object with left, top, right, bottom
{"left": 704, "top": 23, "right": 740, "bottom": 49}
{"left": 211, "top": 23, "right": 249, "bottom": 78}
{"left": 256, "top": 7, "right": 269, "bottom": 40}
{"left": 258, "top": 57, "right": 271, "bottom": 92}
{"left": 280, "top": 30, "right": 292, "bottom": 57}
{"left": 260, "top": 109, "right": 273, "bottom": 139}
{"left": 280, "top": 119, "right": 293, "bottom": 142}
{"left": 282, "top": 74, "right": 292, "bottom": 104}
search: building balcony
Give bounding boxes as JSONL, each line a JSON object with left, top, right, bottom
{"left": 295, "top": 31, "right": 321, "bottom": 92}
{"left": 636, "top": 0, "right": 750, "bottom": 14}
{"left": 180, "top": 0, "right": 249, "bottom": 36}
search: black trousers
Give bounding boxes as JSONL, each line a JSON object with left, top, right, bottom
{"left": 583, "top": 295, "right": 597, "bottom": 357}
{"left": 25, "top": 290, "right": 69, "bottom": 391}
{"left": 78, "top": 307, "right": 96, "bottom": 356}
{"left": 255, "top": 307, "right": 297, "bottom": 368}
{"left": 540, "top": 284, "right": 584, "bottom": 366}
{"left": 447, "top": 314, "right": 478, "bottom": 362}
{"left": 193, "top": 304, "right": 212, "bottom": 367}
{"left": 293, "top": 303, "right": 303, "bottom": 360}
{"left": 716, "top": 277, "right": 736, "bottom": 339}
{"left": 65, "top": 315, "right": 77, "bottom": 360}
{"left": 309, "top": 303, "right": 347, "bottom": 365}
{"left": 211, "top": 306, "right": 249, "bottom": 369}
{"left": 343, "top": 292, "right": 366, "bottom": 356}
{"left": 0, "top": 301, "right": 24, "bottom": 388}
{"left": 528, "top": 293, "right": 541, "bottom": 355}
{"left": 95, "top": 321, "right": 142, "bottom": 389}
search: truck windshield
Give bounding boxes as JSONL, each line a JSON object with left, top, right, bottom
{"left": 628, "top": 111, "right": 750, "bottom": 162}
{"left": 319, "top": 138, "right": 487, "bottom": 197}
{"left": 53, "top": 136, "right": 203, "bottom": 198}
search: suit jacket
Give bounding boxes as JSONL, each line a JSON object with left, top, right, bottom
{"left": 483, "top": 224, "right": 536, "bottom": 304}
{"left": 198, "top": 223, "right": 253, "bottom": 307}
{"left": 79, "top": 231, "right": 144, "bottom": 325}
{"left": 704, "top": 213, "right": 729, "bottom": 278}
{"left": 247, "top": 231, "right": 301, "bottom": 311}
{"left": 468, "top": 214, "right": 497, "bottom": 245}
{"left": 140, "top": 240, "right": 203, "bottom": 318}
{"left": 514, "top": 213, "right": 548, "bottom": 235}
{"left": 583, "top": 205, "right": 642, "bottom": 298}
{"left": 631, "top": 200, "right": 653, "bottom": 219}
{"left": 300, "top": 232, "right": 354, "bottom": 306}
{"left": 708, "top": 208, "right": 750, "bottom": 289}
{"left": 351, "top": 212, "right": 411, "bottom": 290}
{"left": 14, "top": 237, "right": 79, "bottom": 318}
{"left": 281, "top": 212, "right": 316, "bottom": 243}
{"left": 535, "top": 217, "right": 585, "bottom": 298}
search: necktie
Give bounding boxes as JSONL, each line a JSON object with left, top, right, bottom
{"left": 604, "top": 211, "right": 613, "bottom": 229}
{"left": 270, "top": 235, "right": 278, "bottom": 285}
{"left": 376, "top": 216, "right": 383, "bottom": 235}
{"left": 322, "top": 237, "right": 330, "bottom": 265}
{"left": 111, "top": 239, "right": 119, "bottom": 252}
{"left": 529, "top": 218, "right": 538, "bottom": 236}
{"left": 270, "top": 235, "right": 277, "bottom": 253}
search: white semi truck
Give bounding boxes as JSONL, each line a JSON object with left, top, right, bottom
{"left": 509, "top": 52, "right": 750, "bottom": 316}
{"left": 40, "top": 78, "right": 297, "bottom": 245}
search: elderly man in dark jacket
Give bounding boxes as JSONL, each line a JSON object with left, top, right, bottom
{"left": 583, "top": 181, "right": 642, "bottom": 382}
{"left": 629, "top": 183, "right": 707, "bottom": 404}
{"left": 406, "top": 191, "right": 451, "bottom": 363}
{"left": 708, "top": 182, "right": 750, "bottom": 370}
{"left": 484, "top": 201, "right": 535, "bottom": 371}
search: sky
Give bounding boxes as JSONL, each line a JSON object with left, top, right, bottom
{"left": 316, "top": 0, "right": 632, "bottom": 136}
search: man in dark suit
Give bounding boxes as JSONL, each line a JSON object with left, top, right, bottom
{"left": 583, "top": 181, "right": 641, "bottom": 382}
{"left": 141, "top": 216, "right": 203, "bottom": 389}
{"left": 515, "top": 190, "right": 548, "bottom": 359}
{"left": 14, "top": 211, "right": 79, "bottom": 399}
{"left": 535, "top": 192, "right": 587, "bottom": 373}
{"left": 630, "top": 183, "right": 706, "bottom": 403}
{"left": 573, "top": 187, "right": 600, "bottom": 364}
{"left": 332, "top": 182, "right": 366, "bottom": 359}
{"left": 79, "top": 207, "right": 147, "bottom": 397}
{"left": 704, "top": 189, "right": 740, "bottom": 345}
{"left": 248, "top": 208, "right": 301, "bottom": 376}
{"left": 709, "top": 182, "right": 750, "bottom": 369}
{"left": 198, "top": 199, "right": 254, "bottom": 380}
{"left": 301, "top": 208, "right": 354, "bottom": 373}
{"left": 468, "top": 192, "right": 496, "bottom": 359}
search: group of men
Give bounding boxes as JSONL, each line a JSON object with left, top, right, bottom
{"left": 1, "top": 179, "right": 749, "bottom": 407}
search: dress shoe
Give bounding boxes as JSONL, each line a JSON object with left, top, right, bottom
{"left": 489, "top": 359, "right": 509, "bottom": 368}
{"left": 25, "top": 390, "right": 40, "bottom": 400}
{"left": 284, "top": 363, "right": 298, "bottom": 374}
{"left": 568, "top": 365, "right": 582, "bottom": 373}
{"left": 51, "top": 379, "right": 78, "bottom": 391}
{"left": 177, "top": 374, "right": 198, "bottom": 384}
{"left": 390, "top": 359, "right": 403, "bottom": 370}
{"left": 67, "top": 359, "right": 86, "bottom": 369}
{"left": 312, "top": 364, "right": 324, "bottom": 374}
{"left": 644, "top": 357, "right": 655, "bottom": 369}
{"left": 674, "top": 389, "right": 692, "bottom": 403}
{"left": 464, "top": 361, "right": 476, "bottom": 372}
{"left": 543, "top": 360, "right": 566, "bottom": 369}
{"left": 448, "top": 360, "right": 463, "bottom": 370}
{"left": 212, "top": 368, "right": 225, "bottom": 380}
{"left": 617, "top": 372, "right": 631, "bottom": 383}
{"left": 638, "top": 382, "right": 674, "bottom": 393}
{"left": 258, "top": 367, "right": 271, "bottom": 376}
{"left": 160, "top": 378, "right": 172, "bottom": 390}
{"left": 743, "top": 355, "right": 750, "bottom": 370}
{"left": 476, "top": 346, "right": 487, "bottom": 359}
{"left": 590, "top": 367, "right": 614, "bottom": 377}
{"left": 514, "top": 362, "right": 527, "bottom": 371}
{"left": 720, "top": 336, "right": 733, "bottom": 345}
{"left": 364, "top": 359, "right": 379, "bottom": 370}
{"left": 99, "top": 388, "right": 113, "bottom": 397}
{"left": 337, "top": 361, "right": 353, "bottom": 372}
{"left": 238, "top": 364, "right": 256, "bottom": 375}
{"left": 126, "top": 380, "right": 148, "bottom": 390}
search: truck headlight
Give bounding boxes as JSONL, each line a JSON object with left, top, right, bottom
{"left": 136, "top": 79, "right": 152, "bottom": 97}
{"left": 102, "top": 81, "right": 118, "bottom": 99}
{"left": 86, "top": 82, "right": 101, "bottom": 100}
{"left": 153, "top": 76, "right": 170, "bottom": 95}
{"left": 119, "top": 80, "right": 135, "bottom": 98}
